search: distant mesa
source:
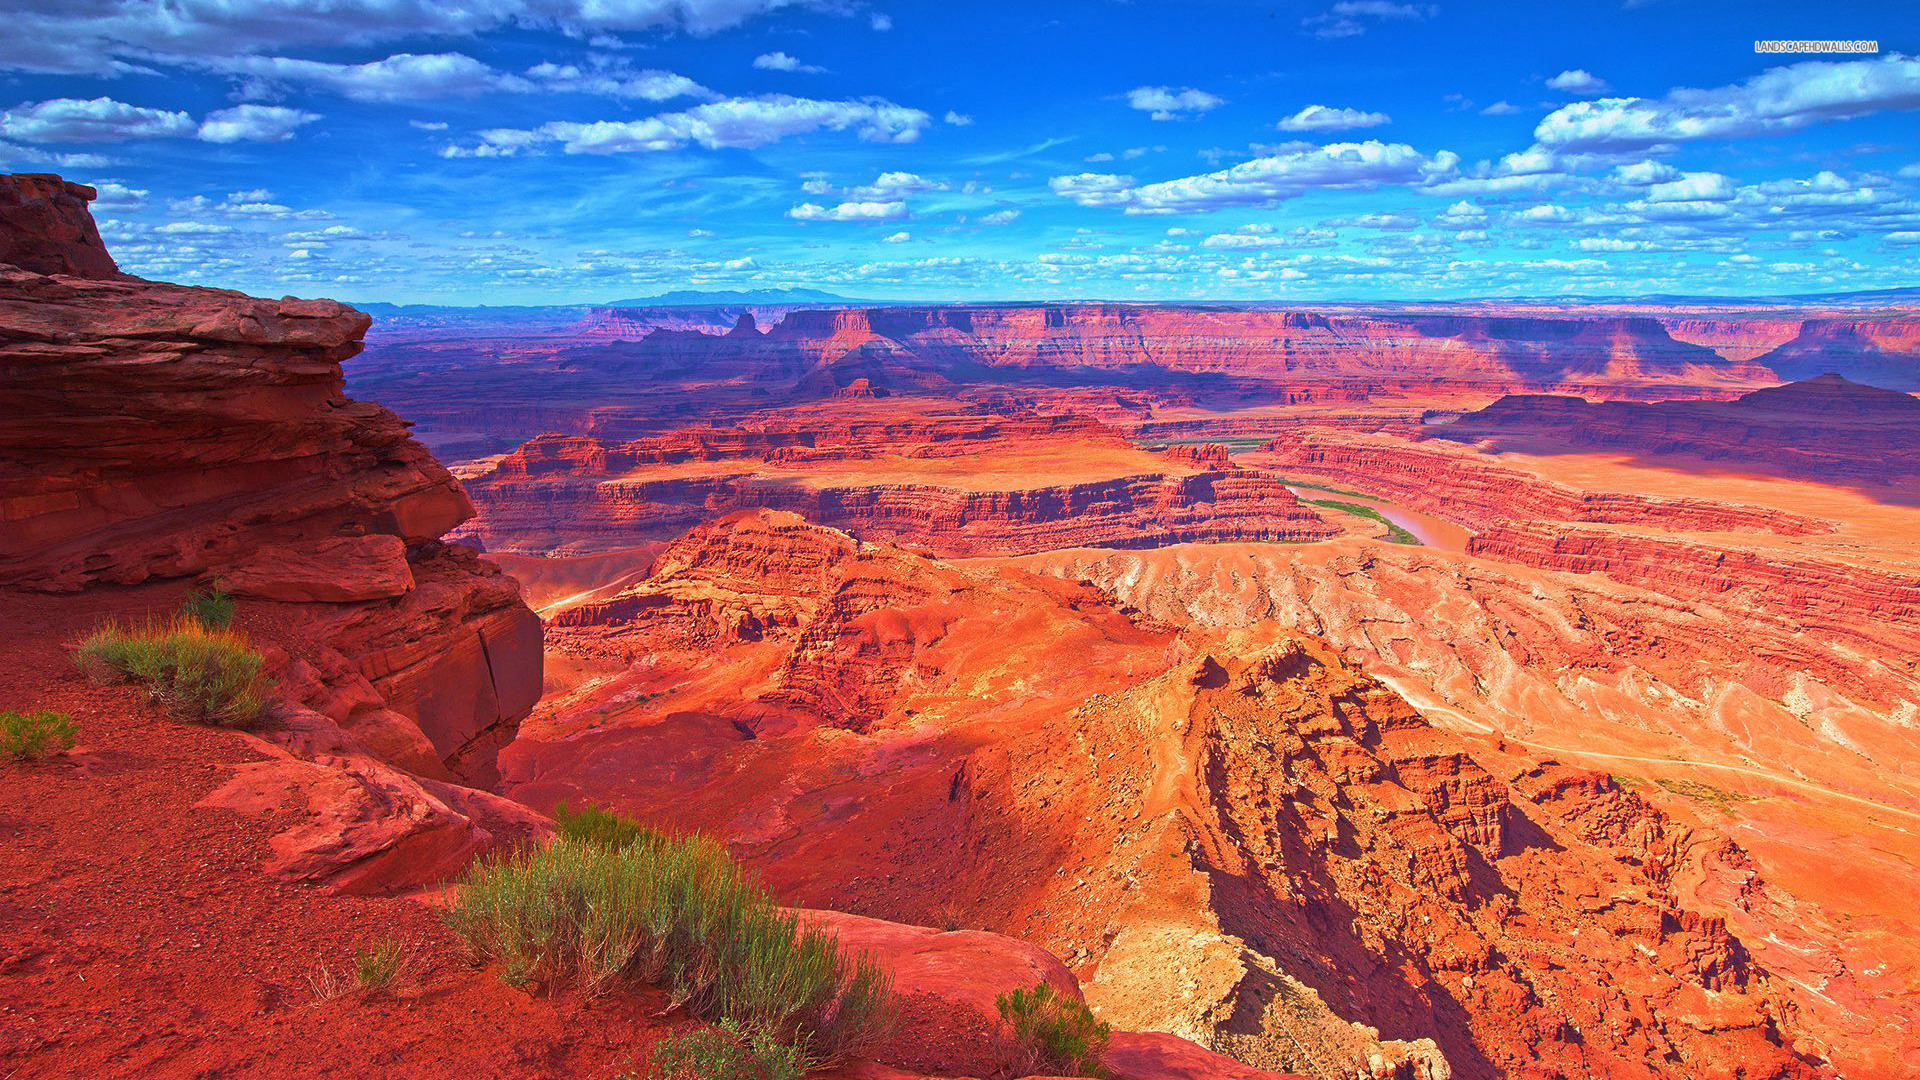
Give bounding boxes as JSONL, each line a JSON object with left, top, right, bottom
{"left": 602, "top": 286, "right": 860, "bottom": 307}
{"left": 1428, "top": 373, "right": 1920, "bottom": 483}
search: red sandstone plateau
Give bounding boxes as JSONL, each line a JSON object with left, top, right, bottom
{"left": 453, "top": 405, "right": 1336, "bottom": 557}
{"left": 8, "top": 169, "right": 1920, "bottom": 1080}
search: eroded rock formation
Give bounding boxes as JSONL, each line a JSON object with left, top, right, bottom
{"left": 457, "top": 410, "right": 1336, "bottom": 556}
{"left": 0, "top": 172, "right": 542, "bottom": 885}
{"left": 513, "top": 509, "right": 1831, "bottom": 1080}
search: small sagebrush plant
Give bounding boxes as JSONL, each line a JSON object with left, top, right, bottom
{"left": 74, "top": 616, "right": 270, "bottom": 728}
{"left": 179, "top": 586, "right": 237, "bottom": 630}
{"left": 0, "top": 709, "right": 77, "bottom": 762}
{"left": 994, "top": 982, "right": 1111, "bottom": 1079}
{"left": 447, "top": 832, "right": 895, "bottom": 1066}
{"left": 554, "top": 799, "right": 667, "bottom": 851}
{"left": 649, "top": 1019, "right": 803, "bottom": 1080}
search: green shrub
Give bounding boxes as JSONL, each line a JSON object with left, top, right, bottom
{"left": 179, "top": 586, "right": 236, "bottom": 630}
{"left": 0, "top": 709, "right": 77, "bottom": 762}
{"left": 74, "top": 617, "right": 270, "bottom": 727}
{"left": 555, "top": 799, "right": 665, "bottom": 851}
{"left": 447, "top": 833, "right": 895, "bottom": 1065}
{"left": 649, "top": 1019, "right": 803, "bottom": 1080}
{"left": 994, "top": 982, "right": 1111, "bottom": 1078}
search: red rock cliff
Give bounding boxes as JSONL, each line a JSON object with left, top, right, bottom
{"left": 0, "top": 173, "right": 121, "bottom": 279}
{"left": 0, "top": 171, "right": 541, "bottom": 793}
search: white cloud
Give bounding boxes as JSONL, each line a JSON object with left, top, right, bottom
{"left": 1546, "top": 69, "right": 1607, "bottom": 94}
{"left": 527, "top": 61, "right": 709, "bottom": 101}
{"left": 1302, "top": 1, "right": 1437, "bottom": 40}
{"left": 223, "top": 52, "right": 520, "bottom": 100}
{"left": 788, "top": 200, "right": 908, "bottom": 221}
{"left": 1126, "top": 86, "right": 1225, "bottom": 121}
{"left": 409, "top": 119, "right": 450, "bottom": 130}
{"left": 978, "top": 209, "right": 1020, "bottom": 225}
{"left": 1480, "top": 100, "right": 1522, "bottom": 116}
{"left": 1054, "top": 141, "right": 1459, "bottom": 213}
{"left": 1610, "top": 160, "right": 1679, "bottom": 186}
{"left": 1434, "top": 200, "right": 1486, "bottom": 227}
{"left": 0, "top": 97, "right": 194, "bottom": 142}
{"left": 1535, "top": 54, "right": 1920, "bottom": 152}
{"left": 1643, "top": 171, "right": 1735, "bottom": 203}
{"left": 944, "top": 110, "right": 973, "bottom": 126}
{"left": 753, "top": 51, "right": 824, "bottom": 74}
{"left": 853, "top": 171, "right": 945, "bottom": 197}
{"left": 0, "top": 0, "right": 826, "bottom": 75}
{"left": 472, "top": 95, "right": 931, "bottom": 154}
{"left": 882, "top": 230, "right": 911, "bottom": 243}
{"left": 0, "top": 96, "right": 313, "bottom": 144}
{"left": 871, "top": 13, "right": 893, "bottom": 31}
{"left": 1048, "top": 173, "right": 1138, "bottom": 208}
{"left": 197, "top": 104, "right": 319, "bottom": 142}
{"left": 1278, "top": 104, "right": 1390, "bottom": 131}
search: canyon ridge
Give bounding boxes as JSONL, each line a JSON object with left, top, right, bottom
{"left": 4, "top": 158, "right": 1916, "bottom": 1080}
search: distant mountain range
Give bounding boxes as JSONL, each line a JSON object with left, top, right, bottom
{"left": 351, "top": 284, "right": 1918, "bottom": 318}
{"left": 600, "top": 287, "right": 862, "bottom": 307}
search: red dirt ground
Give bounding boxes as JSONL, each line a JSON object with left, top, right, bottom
{"left": 0, "top": 583, "right": 688, "bottom": 1080}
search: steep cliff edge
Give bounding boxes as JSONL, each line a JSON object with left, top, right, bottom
{"left": 0, "top": 172, "right": 540, "bottom": 853}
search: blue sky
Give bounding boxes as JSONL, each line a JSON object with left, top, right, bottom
{"left": 2, "top": 1, "right": 1917, "bottom": 303}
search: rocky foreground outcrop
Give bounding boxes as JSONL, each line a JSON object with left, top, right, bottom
{"left": 0, "top": 172, "right": 542, "bottom": 885}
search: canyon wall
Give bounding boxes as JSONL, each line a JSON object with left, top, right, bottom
{"left": 459, "top": 419, "right": 1337, "bottom": 556}
{"left": 0, "top": 173, "right": 543, "bottom": 885}
{"left": 1249, "top": 433, "right": 1833, "bottom": 534}
{"left": 1761, "top": 317, "right": 1920, "bottom": 389}
{"left": 1422, "top": 375, "right": 1920, "bottom": 483}
{"left": 517, "top": 509, "right": 1831, "bottom": 1080}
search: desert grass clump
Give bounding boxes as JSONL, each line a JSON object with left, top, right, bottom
{"left": 74, "top": 616, "right": 270, "bottom": 727}
{"left": 446, "top": 832, "right": 895, "bottom": 1065}
{"left": 307, "top": 938, "right": 414, "bottom": 1001}
{"left": 0, "top": 709, "right": 77, "bottom": 762}
{"left": 555, "top": 799, "right": 667, "bottom": 851}
{"left": 994, "top": 982, "right": 1111, "bottom": 1078}
{"left": 179, "top": 586, "right": 237, "bottom": 630}
{"left": 353, "top": 937, "right": 411, "bottom": 993}
{"left": 649, "top": 1018, "right": 803, "bottom": 1080}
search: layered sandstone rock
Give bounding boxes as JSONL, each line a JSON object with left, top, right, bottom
{"left": 1761, "top": 317, "right": 1920, "bottom": 389}
{"left": 1250, "top": 431, "right": 1833, "bottom": 533}
{"left": 752, "top": 305, "right": 1771, "bottom": 395}
{"left": 0, "top": 173, "right": 122, "bottom": 279}
{"left": 346, "top": 300, "right": 1783, "bottom": 461}
{"left": 513, "top": 510, "right": 1828, "bottom": 1080}
{"left": 0, "top": 172, "right": 541, "bottom": 884}
{"left": 1658, "top": 315, "right": 1804, "bottom": 362}
{"left": 460, "top": 412, "right": 1336, "bottom": 557}
{"left": 1424, "top": 375, "right": 1920, "bottom": 483}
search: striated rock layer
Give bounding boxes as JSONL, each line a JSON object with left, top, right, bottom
{"left": 457, "top": 408, "right": 1336, "bottom": 557}
{"left": 514, "top": 509, "right": 1832, "bottom": 1080}
{"left": 0, "top": 173, "right": 542, "bottom": 885}
{"left": 1422, "top": 374, "right": 1920, "bottom": 484}
{"left": 1761, "top": 317, "right": 1920, "bottom": 389}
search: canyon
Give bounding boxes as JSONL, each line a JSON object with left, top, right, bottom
{"left": 7, "top": 170, "right": 1919, "bottom": 1080}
